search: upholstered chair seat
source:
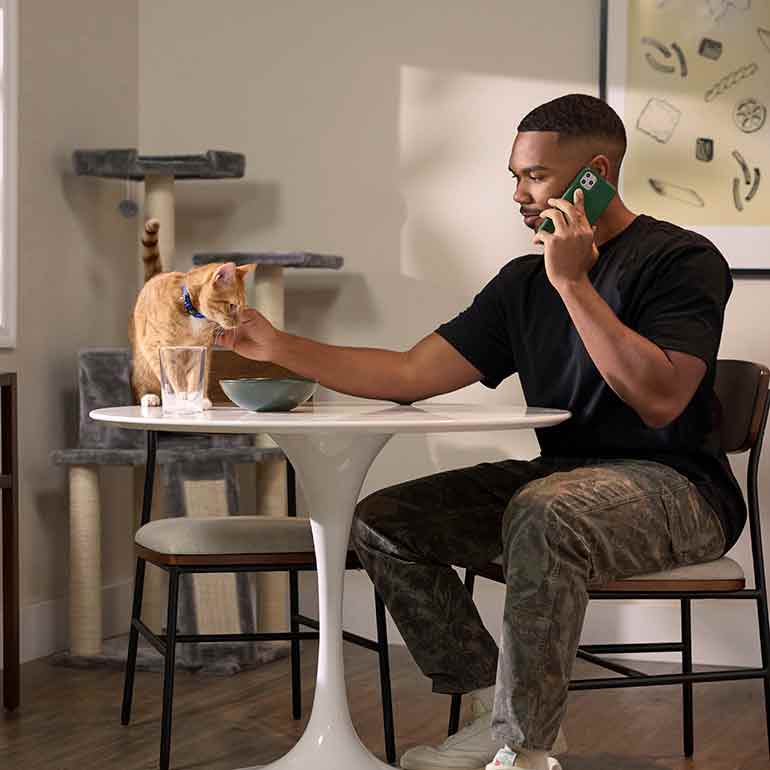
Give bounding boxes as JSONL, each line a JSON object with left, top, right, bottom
{"left": 135, "top": 517, "right": 316, "bottom": 558}
{"left": 488, "top": 553, "right": 746, "bottom": 589}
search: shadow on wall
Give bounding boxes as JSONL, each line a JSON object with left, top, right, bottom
{"left": 59, "top": 171, "right": 138, "bottom": 293}
{"left": 286, "top": 272, "right": 380, "bottom": 337}
{"left": 397, "top": 64, "right": 596, "bottom": 295}
{"left": 173, "top": 179, "right": 282, "bottom": 267}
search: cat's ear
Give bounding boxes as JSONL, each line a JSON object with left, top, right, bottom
{"left": 236, "top": 264, "right": 256, "bottom": 277}
{"left": 213, "top": 262, "right": 237, "bottom": 285}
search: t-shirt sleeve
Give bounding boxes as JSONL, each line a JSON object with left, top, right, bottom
{"left": 435, "top": 272, "right": 516, "bottom": 388}
{"left": 633, "top": 245, "right": 732, "bottom": 368}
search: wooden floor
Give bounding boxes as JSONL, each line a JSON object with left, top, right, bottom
{"left": 1, "top": 641, "right": 769, "bottom": 770}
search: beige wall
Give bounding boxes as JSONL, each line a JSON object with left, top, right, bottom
{"left": 0, "top": 0, "right": 138, "bottom": 661}
{"left": 5, "top": 0, "right": 769, "bottom": 667}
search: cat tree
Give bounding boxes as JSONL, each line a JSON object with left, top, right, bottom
{"left": 57, "top": 149, "right": 344, "bottom": 671}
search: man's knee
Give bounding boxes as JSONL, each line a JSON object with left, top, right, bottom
{"left": 351, "top": 491, "right": 383, "bottom": 550}
{"left": 502, "top": 477, "right": 556, "bottom": 547}
{"left": 502, "top": 476, "right": 595, "bottom": 585}
{"left": 352, "top": 487, "right": 414, "bottom": 555}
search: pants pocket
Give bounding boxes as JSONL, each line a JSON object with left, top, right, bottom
{"left": 662, "top": 483, "right": 726, "bottom": 565}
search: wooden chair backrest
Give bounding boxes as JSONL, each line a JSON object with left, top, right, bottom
{"left": 714, "top": 359, "right": 770, "bottom": 454}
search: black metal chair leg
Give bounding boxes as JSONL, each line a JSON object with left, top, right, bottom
{"left": 374, "top": 589, "right": 396, "bottom": 764}
{"left": 755, "top": 593, "right": 770, "bottom": 757}
{"left": 681, "top": 598, "right": 694, "bottom": 757}
{"left": 121, "top": 557, "right": 147, "bottom": 725}
{"left": 448, "top": 694, "right": 462, "bottom": 737}
{"left": 160, "top": 569, "right": 180, "bottom": 770}
{"left": 289, "top": 569, "right": 302, "bottom": 720}
{"left": 762, "top": 672, "right": 770, "bottom": 760}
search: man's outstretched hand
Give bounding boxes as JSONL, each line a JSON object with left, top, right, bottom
{"left": 216, "top": 308, "right": 278, "bottom": 362}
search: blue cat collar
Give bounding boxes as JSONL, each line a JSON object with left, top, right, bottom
{"left": 182, "top": 286, "right": 206, "bottom": 319}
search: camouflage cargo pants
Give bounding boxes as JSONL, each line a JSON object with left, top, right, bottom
{"left": 351, "top": 456, "right": 726, "bottom": 752}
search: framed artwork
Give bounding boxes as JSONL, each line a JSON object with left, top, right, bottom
{"left": 0, "top": 0, "right": 17, "bottom": 346}
{"left": 602, "top": 0, "right": 770, "bottom": 276}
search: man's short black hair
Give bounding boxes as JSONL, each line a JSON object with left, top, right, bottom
{"left": 518, "top": 93, "right": 627, "bottom": 155}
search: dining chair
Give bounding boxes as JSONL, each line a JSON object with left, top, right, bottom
{"left": 446, "top": 359, "right": 770, "bottom": 758}
{"left": 121, "top": 452, "right": 396, "bottom": 770}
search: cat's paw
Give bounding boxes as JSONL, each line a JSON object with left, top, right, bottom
{"left": 140, "top": 394, "right": 161, "bottom": 411}
{"left": 202, "top": 398, "right": 212, "bottom": 411}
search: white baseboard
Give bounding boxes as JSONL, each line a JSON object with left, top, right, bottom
{"left": 0, "top": 579, "right": 134, "bottom": 668}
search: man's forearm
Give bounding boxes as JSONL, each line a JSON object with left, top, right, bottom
{"left": 556, "top": 277, "right": 679, "bottom": 427}
{"left": 270, "top": 330, "right": 415, "bottom": 403}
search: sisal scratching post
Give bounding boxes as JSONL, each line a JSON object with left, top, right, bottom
{"left": 250, "top": 266, "right": 285, "bottom": 324}
{"left": 182, "top": 478, "right": 243, "bottom": 634}
{"left": 162, "top": 459, "right": 257, "bottom": 671}
{"left": 69, "top": 465, "right": 103, "bottom": 657}
{"left": 143, "top": 174, "right": 175, "bottom": 275}
{"left": 249, "top": 266, "right": 289, "bottom": 633}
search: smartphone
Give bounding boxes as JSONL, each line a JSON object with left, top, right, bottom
{"left": 536, "top": 166, "right": 616, "bottom": 234}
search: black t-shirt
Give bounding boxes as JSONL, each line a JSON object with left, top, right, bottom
{"left": 436, "top": 214, "right": 745, "bottom": 552}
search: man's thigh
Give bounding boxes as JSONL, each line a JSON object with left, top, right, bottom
{"left": 353, "top": 458, "right": 557, "bottom": 571}
{"left": 504, "top": 459, "right": 726, "bottom": 585}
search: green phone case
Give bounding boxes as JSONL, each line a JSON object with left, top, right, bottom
{"left": 537, "top": 167, "right": 616, "bottom": 234}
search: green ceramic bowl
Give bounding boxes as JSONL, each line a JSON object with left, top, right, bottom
{"left": 219, "top": 377, "right": 318, "bottom": 412}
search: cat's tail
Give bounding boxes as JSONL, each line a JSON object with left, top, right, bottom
{"left": 142, "top": 218, "right": 162, "bottom": 282}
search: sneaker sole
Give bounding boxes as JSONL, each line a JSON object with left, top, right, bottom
{"left": 482, "top": 757, "right": 561, "bottom": 770}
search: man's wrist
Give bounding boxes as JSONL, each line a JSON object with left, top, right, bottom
{"left": 265, "top": 327, "right": 289, "bottom": 366}
{"left": 554, "top": 274, "right": 593, "bottom": 301}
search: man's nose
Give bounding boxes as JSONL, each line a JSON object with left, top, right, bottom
{"left": 513, "top": 185, "right": 531, "bottom": 205}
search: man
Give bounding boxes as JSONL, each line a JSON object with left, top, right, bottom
{"left": 218, "top": 94, "right": 743, "bottom": 770}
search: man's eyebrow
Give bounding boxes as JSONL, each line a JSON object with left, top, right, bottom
{"left": 508, "top": 164, "right": 549, "bottom": 175}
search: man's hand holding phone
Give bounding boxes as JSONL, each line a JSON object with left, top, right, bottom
{"left": 534, "top": 187, "right": 599, "bottom": 292}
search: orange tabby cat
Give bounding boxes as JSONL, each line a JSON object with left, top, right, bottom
{"left": 130, "top": 218, "right": 254, "bottom": 409}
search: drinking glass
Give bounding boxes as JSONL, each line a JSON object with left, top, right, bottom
{"left": 158, "top": 346, "right": 206, "bottom": 415}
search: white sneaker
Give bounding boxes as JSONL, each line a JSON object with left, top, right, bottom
{"left": 399, "top": 696, "right": 567, "bottom": 770}
{"left": 400, "top": 699, "right": 498, "bottom": 770}
{"left": 551, "top": 726, "right": 567, "bottom": 755}
{"left": 485, "top": 746, "right": 562, "bottom": 770}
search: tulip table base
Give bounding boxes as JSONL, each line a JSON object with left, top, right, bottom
{"left": 234, "top": 431, "right": 393, "bottom": 770}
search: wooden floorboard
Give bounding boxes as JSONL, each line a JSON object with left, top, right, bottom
{"left": 1, "top": 641, "right": 769, "bottom": 770}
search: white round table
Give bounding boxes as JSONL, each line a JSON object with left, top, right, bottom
{"left": 91, "top": 402, "right": 570, "bottom": 770}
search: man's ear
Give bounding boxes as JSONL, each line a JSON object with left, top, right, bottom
{"left": 588, "top": 154, "right": 612, "bottom": 180}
